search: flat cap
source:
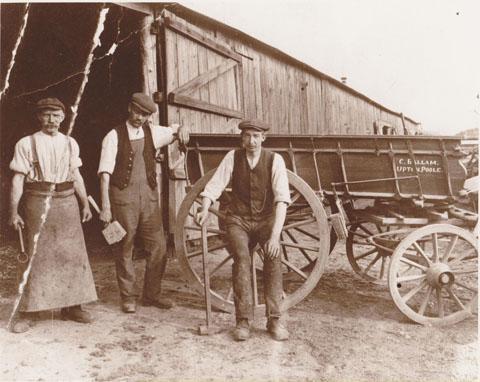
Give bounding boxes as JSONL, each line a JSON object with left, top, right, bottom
{"left": 238, "top": 119, "right": 270, "bottom": 132}
{"left": 131, "top": 93, "right": 157, "bottom": 114}
{"left": 35, "top": 97, "right": 65, "bottom": 112}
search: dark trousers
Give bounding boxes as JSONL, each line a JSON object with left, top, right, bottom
{"left": 226, "top": 215, "right": 283, "bottom": 322}
{"left": 112, "top": 197, "right": 167, "bottom": 303}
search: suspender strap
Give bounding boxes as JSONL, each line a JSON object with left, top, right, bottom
{"left": 66, "top": 135, "right": 72, "bottom": 174}
{"left": 30, "top": 135, "right": 45, "bottom": 182}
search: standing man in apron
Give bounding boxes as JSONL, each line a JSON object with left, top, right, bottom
{"left": 196, "top": 120, "right": 291, "bottom": 341}
{"left": 97, "top": 93, "right": 189, "bottom": 314}
{"left": 9, "top": 97, "right": 98, "bottom": 333}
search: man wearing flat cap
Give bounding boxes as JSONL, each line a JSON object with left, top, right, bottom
{"left": 98, "top": 93, "right": 189, "bottom": 313}
{"left": 9, "top": 97, "right": 97, "bottom": 333}
{"left": 196, "top": 119, "right": 291, "bottom": 341}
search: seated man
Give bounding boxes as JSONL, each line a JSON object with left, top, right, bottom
{"left": 196, "top": 119, "right": 291, "bottom": 341}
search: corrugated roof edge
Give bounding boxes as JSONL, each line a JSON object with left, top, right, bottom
{"left": 117, "top": 2, "right": 420, "bottom": 126}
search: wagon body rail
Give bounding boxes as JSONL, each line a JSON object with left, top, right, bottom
{"left": 183, "top": 134, "right": 466, "bottom": 203}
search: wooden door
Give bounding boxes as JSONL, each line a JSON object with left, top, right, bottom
{"left": 159, "top": 14, "right": 245, "bottom": 231}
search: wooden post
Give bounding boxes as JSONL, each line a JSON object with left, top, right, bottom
{"left": 140, "top": 14, "right": 160, "bottom": 125}
{"left": 139, "top": 14, "right": 165, "bottom": 215}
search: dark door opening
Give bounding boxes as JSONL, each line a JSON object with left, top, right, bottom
{"left": 1, "top": 3, "right": 148, "bottom": 240}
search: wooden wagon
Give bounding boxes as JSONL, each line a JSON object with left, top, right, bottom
{"left": 172, "top": 133, "right": 478, "bottom": 326}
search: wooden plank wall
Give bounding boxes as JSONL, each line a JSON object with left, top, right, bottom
{"left": 161, "top": 10, "right": 420, "bottom": 231}
{"left": 162, "top": 10, "right": 419, "bottom": 136}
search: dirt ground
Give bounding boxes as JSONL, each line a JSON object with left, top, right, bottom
{"left": 0, "top": 234, "right": 478, "bottom": 382}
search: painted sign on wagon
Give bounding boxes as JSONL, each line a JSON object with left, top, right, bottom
{"left": 395, "top": 157, "right": 443, "bottom": 175}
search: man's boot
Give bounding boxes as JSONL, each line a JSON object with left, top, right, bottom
{"left": 10, "top": 312, "right": 36, "bottom": 333}
{"left": 232, "top": 318, "right": 250, "bottom": 341}
{"left": 142, "top": 296, "right": 175, "bottom": 310}
{"left": 267, "top": 318, "right": 289, "bottom": 341}
{"left": 61, "top": 305, "right": 93, "bottom": 323}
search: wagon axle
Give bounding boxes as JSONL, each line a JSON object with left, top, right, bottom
{"left": 426, "top": 263, "right": 454, "bottom": 288}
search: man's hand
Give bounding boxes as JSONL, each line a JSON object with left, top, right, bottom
{"left": 81, "top": 206, "right": 93, "bottom": 223}
{"left": 9, "top": 213, "right": 24, "bottom": 231}
{"left": 195, "top": 208, "right": 209, "bottom": 226}
{"left": 264, "top": 236, "right": 281, "bottom": 260}
{"left": 99, "top": 208, "right": 112, "bottom": 224}
{"left": 173, "top": 123, "right": 190, "bottom": 145}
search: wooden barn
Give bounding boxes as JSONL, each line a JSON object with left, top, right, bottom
{"left": 0, "top": 2, "right": 421, "bottom": 233}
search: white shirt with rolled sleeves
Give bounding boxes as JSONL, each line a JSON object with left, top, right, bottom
{"left": 201, "top": 149, "right": 292, "bottom": 205}
{"left": 10, "top": 131, "right": 82, "bottom": 183}
{"left": 97, "top": 122, "right": 174, "bottom": 175}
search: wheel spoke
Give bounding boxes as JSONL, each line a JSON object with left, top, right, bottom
{"left": 402, "top": 280, "right": 427, "bottom": 303}
{"left": 284, "top": 229, "right": 314, "bottom": 263}
{"left": 280, "top": 258, "right": 308, "bottom": 280}
{"left": 226, "top": 287, "right": 234, "bottom": 302}
{"left": 450, "top": 269, "right": 478, "bottom": 275}
{"left": 290, "top": 191, "right": 301, "bottom": 204}
{"left": 279, "top": 241, "right": 319, "bottom": 252}
{"left": 352, "top": 230, "right": 369, "bottom": 239}
{"left": 279, "top": 234, "right": 294, "bottom": 273}
{"left": 352, "top": 239, "right": 369, "bottom": 245}
{"left": 448, "top": 252, "right": 478, "bottom": 267}
{"left": 432, "top": 233, "right": 439, "bottom": 262}
{"left": 446, "top": 286, "right": 466, "bottom": 310}
{"left": 412, "top": 241, "right": 432, "bottom": 265}
{"left": 280, "top": 233, "right": 290, "bottom": 262}
{"left": 354, "top": 248, "right": 377, "bottom": 261}
{"left": 418, "top": 286, "right": 433, "bottom": 315}
{"left": 441, "top": 234, "right": 458, "bottom": 263}
{"left": 396, "top": 273, "right": 426, "bottom": 283}
{"left": 453, "top": 280, "right": 478, "bottom": 293}
{"left": 436, "top": 288, "right": 444, "bottom": 318}
{"left": 210, "top": 255, "right": 233, "bottom": 276}
{"left": 364, "top": 254, "right": 381, "bottom": 275}
{"left": 187, "top": 242, "right": 227, "bottom": 258}
{"left": 399, "top": 257, "right": 428, "bottom": 272}
{"left": 398, "top": 264, "right": 414, "bottom": 277}
{"left": 293, "top": 226, "right": 319, "bottom": 241}
{"left": 283, "top": 217, "right": 316, "bottom": 231}
{"left": 379, "top": 256, "right": 387, "bottom": 279}
{"left": 286, "top": 212, "right": 313, "bottom": 219}
{"left": 359, "top": 224, "right": 374, "bottom": 236}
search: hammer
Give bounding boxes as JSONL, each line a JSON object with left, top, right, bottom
{"left": 87, "top": 195, "right": 126, "bottom": 245}
{"left": 198, "top": 222, "right": 220, "bottom": 335}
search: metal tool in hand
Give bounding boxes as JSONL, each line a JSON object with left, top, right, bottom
{"left": 198, "top": 221, "right": 220, "bottom": 335}
{"left": 87, "top": 195, "right": 126, "bottom": 245}
{"left": 8, "top": 225, "right": 34, "bottom": 332}
{"left": 16, "top": 226, "right": 28, "bottom": 263}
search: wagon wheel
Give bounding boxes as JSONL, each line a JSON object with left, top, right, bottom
{"left": 174, "top": 169, "right": 330, "bottom": 314}
{"left": 346, "top": 222, "right": 400, "bottom": 284}
{"left": 388, "top": 224, "right": 478, "bottom": 326}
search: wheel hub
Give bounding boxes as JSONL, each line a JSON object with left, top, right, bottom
{"left": 426, "top": 263, "right": 455, "bottom": 287}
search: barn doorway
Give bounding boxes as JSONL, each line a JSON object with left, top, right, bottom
{"left": 1, "top": 3, "right": 151, "bottom": 237}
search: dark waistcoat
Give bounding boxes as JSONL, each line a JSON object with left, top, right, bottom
{"left": 110, "top": 123, "right": 157, "bottom": 190}
{"left": 230, "top": 149, "right": 275, "bottom": 219}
